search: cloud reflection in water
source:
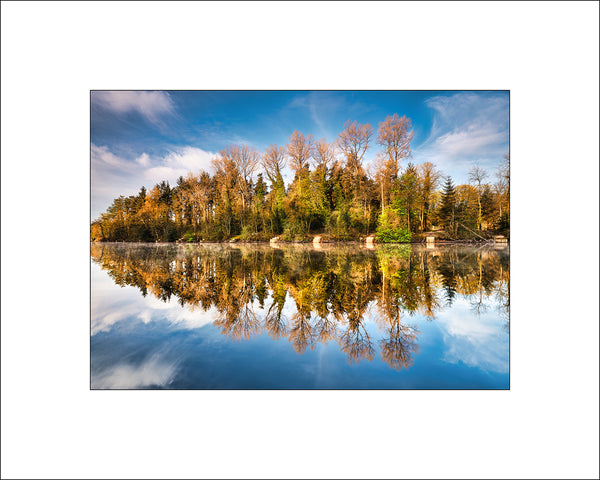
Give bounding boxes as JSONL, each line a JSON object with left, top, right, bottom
{"left": 91, "top": 243, "right": 509, "bottom": 389}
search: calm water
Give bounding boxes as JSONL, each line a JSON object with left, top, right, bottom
{"left": 91, "top": 242, "right": 509, "bottom": 389}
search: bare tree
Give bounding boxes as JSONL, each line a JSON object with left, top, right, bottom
{"left": 262, "top": 144, "right": 286, "bottom": 184}
{"left": 311, "top": 138, "right": 336, "bottom": 171}
{"left": 337, "top": 120, "right": 373, "bottom": 171}
{"left": 233, "top": 145, "right": 259, "bottom": 222}
{"left": 494, "top": 154, "right": 510, "bottom": 219}
{"left": 337, "top": 120, "right": 373, "bottom": 208}
{"left": 286, "top": 130, "right": 313, "bottom": 174}
{"left": 372, "top": 152, "right": 389, "bottom": 213}
{"left": 234, "top": 144, "right": 260, "bottom": 184}
{"left": 468, "top": 165, "right": 488, "bottom": 231}
{"left": 377, "top": 114, "right": 413, "bottom": 175}
{"left": 213, "top": 144, "right": 259, "bottom": 230}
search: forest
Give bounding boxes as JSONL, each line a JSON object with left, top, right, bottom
{"left": 91, "top": 114, "right": 510, "bottom": 243}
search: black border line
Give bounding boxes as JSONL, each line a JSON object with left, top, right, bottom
{"left": 89, "top": 89, "right": 510, "bottom": 391}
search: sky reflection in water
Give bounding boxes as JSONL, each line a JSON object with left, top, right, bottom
{"left": 91, "top": 243, "right": 509, "bottom": 389}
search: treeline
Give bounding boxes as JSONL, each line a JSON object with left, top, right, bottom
{"left": 91, "top": 115, "right": 510, "bottom": 243}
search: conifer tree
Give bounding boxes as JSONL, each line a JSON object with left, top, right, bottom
{"left": 438, "top": 176, "right": 457, "bottom": 236}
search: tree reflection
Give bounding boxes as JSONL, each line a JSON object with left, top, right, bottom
{"left": 288, "top": 312, "right": 316, "bottom": 354}
{"left": 378, "top": 317, "right": 419, "bottom": 371}
{"left": 340, "top": 317, "right": 375, "bottom": 363}
{"left": 264, "top": 272, "right": 288, "bottom": 339}
{"left": 91, "top": 243, "right": 508, "bottom": 370}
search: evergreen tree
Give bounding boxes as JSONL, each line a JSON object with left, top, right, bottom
{"left": 438, "top": 176, "right": 456, "bottom": 236}
{"left": 392, "top": 163, "right": 419, "bottom": 233}
{"left": 253, "top": 173, "right": 267, "bottom": 233}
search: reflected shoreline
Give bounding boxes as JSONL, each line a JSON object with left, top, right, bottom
{"left": 91, "top": 240, "right": 508, "bottom": 247}
{"left": 92, "top": 243, "right": 509, "bottom": 371}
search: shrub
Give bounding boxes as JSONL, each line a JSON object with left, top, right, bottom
{"left": 238, "top": 225, "right": 253, "bottom": 241}
{"left": 376, "top": 226, "right": 412, "bottom": 243}
{"left": 376, "top": 206, "right": 412, "bottom": 243}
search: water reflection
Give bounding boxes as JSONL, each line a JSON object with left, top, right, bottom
{"left": 91, "top": 243, "right": 509, "bottom": 376}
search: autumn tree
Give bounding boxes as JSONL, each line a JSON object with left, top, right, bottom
{"left": 337, "top": 120, "right": 373, "bottom": 197}
{"left": 286, "top": 131, "right": 314, "bottom": 235}
{"left": 495, "top": 154, "right": 510, "bottom": 233}
{"left": 337, "top": 120, "right": 375, "bottom": 232}
{"left": 212, "top": 148, "right": 239, "bottom": 237}
{"left": 180, "top": 171, "right": 215, "bottom": 238}
{"left": 310, "top": 138, "right": 336, "bottom": 230}
{"left": 231, "top": 144, "right": 260, "bottom": 229}
{"left": 372, "top": 153, "right": 389, "bottom": 214}
{"left": 137, "top": 183, "right": 174, "bottom": 241}
{"left": 377, "top": 114, "right": 414, "bottom": 209}
{"left": 417, "top": 162, "right": 441, "bottom": 232}
{"left": 211, "top": 144, "right": 260, "bottom": 236}
{"left": 262, "top": 144, "right": 287, "bottom": 234}
{"left": 286, "top": 130, "right": 313, "bottom": 178}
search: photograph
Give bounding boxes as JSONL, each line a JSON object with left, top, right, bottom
{"left": 90, "top": 90, "right": 510, "bottom": 389}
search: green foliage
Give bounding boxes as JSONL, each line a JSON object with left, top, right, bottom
{"left": 376, "top": 226, "right": 412, "bottom": 243}
{"left": 498, "top": 211, "right": 510, "bottom": 235}
{"left": 335, "top": 208, "right": 350, "bottom": 237}
{"left": 376, "top": 206, "right": 412, "bottom": 243}
{"left": 281, "top": 222, "right": 309, "bottom": 242}
{"left": 238, "top": 225, "right": 253, "bottom": 241}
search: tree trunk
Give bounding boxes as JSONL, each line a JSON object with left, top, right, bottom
{"left": 477, "top": 196, "right": 482, "bottom": 231}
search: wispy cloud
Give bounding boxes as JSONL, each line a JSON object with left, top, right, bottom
{"left": 91, "top": 91, "right": 176, "bottom": 128}
{"left": 436, "top": 297, "right": 509, "bottom": 374}
{"left": 92, "top": 353, "right": 179, "bottom": 389}
{"left": 288, "top": 92, "right": 358, "bottom": 140}
{"left": 91, "top": 143, "right": 217, "bottom": 219}
{"left": 144, "top": 146, "right": 216, "bottom": 183}
{"left": 414, "top": 92, "right": 509, "bottom": 180}
{"left": 91, "top": 144, "right": 141, "bottom": 217}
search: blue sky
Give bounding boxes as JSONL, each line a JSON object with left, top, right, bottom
{"left": 91, "top": 90, "right": 509, "bottom": 220}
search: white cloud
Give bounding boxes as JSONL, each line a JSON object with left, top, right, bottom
{"left": 144, "top": 166, "right": 183, "bottom": 183}
{"left": 164, "top": 146, "right": 215, "bottom": 171}
{"left": 434, "top": 125, "right": 505, "bottom": 157}
{"left": 92, "top": 353, "right": 179, "bottom": 389}
{"left": 136, "top": 152, "right": 151, "bottom": 167}
{"left": 91, "top": 144, "right": 131, "bottom": 170}
{"left": 92, "top": 91, "right": 175, "bottom": 127}
{"left": 91, "top": 143, "right": 217, "bottom": 219}
{"left": 414, "top": 93, "right": 509, "bottom": 180}
{"left": 143, "top": 147, "right": 216, "bottom": 185}
{"left": 91, "top": 144, "right": 142, "bottom": 219}
{"left": 436, "top": 296, "right": 509, "bottom": 373}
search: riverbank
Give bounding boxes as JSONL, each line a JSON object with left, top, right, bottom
{"left": 91, "top": 237, "right": 507, "bottom": 246}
